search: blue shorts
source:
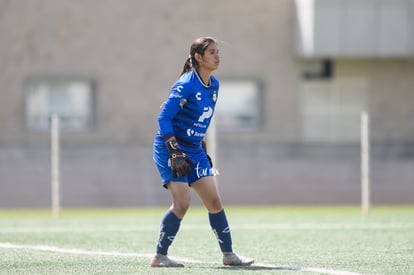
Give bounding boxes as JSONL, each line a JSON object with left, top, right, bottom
{"left": 153, "top": 143, "right": 214, "bottom": 188}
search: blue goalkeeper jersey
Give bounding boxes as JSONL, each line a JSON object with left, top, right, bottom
{"left": 155, "top": 70, "right": 219, "bottom": 153}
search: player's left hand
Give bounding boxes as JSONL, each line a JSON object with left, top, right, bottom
{"left": 201, "top": 140, "right": 213, "bottom": 167}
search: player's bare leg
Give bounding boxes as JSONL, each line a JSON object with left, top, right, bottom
{"left": 192, "top": 176, "right": 222, "bottom": 213}
{"left": 167, "top": 181, "right": 191, "bottom": 219}
{"left": 150, "top": 181, "right": 190, "bottom": 267}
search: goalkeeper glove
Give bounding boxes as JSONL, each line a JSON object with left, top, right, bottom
{"left": 166, "top": 139, "right": 193, "bottom": 178}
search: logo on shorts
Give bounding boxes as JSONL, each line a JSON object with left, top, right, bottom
{"left": 195, "top": 161, "right": 209, "bottom": 178}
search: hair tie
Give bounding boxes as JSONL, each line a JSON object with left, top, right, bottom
{"left": 188, "top": 55, "right": 193, "bottom": 68}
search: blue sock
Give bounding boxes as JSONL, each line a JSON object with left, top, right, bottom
{"left": 156, "top": 210, "right": 181, "bottom": 255}
{"left": 209, "top": 209, "right": 233, "bottom": 253}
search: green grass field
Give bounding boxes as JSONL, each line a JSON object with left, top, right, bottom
{"left": 0, "top": 205, "right": 413, "bottom": 275}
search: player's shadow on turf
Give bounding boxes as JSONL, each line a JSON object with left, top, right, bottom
{"left": 216, "top": 265, "right": 301, "bottom": 271}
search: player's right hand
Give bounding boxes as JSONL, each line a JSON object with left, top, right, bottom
{"left": 166, "top": 139, "right": 194, "bottom": 178}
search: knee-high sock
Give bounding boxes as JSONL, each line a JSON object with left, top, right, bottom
{"left": 156, "top": 209, "right": 181, "bottom": 255}
{"left": 209, "top": 209, "right": 233, "bottom": 252}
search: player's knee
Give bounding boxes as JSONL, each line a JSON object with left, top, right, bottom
{"left": 172, "top": 199, "right": 191, "bottom": 218}
{"left": 206, "top": 197, "right": 222, "bottom": 213}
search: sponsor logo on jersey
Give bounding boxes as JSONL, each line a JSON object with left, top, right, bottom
{"left": 186, "top": 128, "right": 206, "bottom": 137}
{"left": 193, "top": 122, "right": 207, "bottom": 128}
{"left": 168, "top": 93, "right": 182, "bottom": 99}
{"left": 198, "top": 106, "right": 213, "bottom": 122}
{"left": 168, "top": 85, "right": 184, "bottom": 99}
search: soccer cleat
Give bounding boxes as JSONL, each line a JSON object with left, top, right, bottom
{"left": 150, "top": 253, "right": 184, "bottom": 267}
{"left": 223, "top": 252, "right": 254, "bottom": 266}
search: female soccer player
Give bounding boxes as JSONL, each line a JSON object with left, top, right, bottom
{"left": 151, "top": 37, "right": 254, "bottom": 267}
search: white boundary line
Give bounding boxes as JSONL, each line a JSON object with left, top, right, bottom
{"left": 0, "top": 242, "right": 152, "bottom": 258}
{"left": 0, "top": 222, "right": 412, "bottom": 233}
{"left": 0, "top": 242, "right": 364, "bottom": 275}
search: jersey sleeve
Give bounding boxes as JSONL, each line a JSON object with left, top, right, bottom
{"left": 158, "top": 81, "right": 192, "bottom": 141}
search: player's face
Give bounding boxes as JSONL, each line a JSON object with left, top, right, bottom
{"left": 200, "top": 43, "right": 220, "bottom": 71}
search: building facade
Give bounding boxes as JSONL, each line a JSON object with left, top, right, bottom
{"left": 1, "top": 0, "right": 413, "bottom": 207}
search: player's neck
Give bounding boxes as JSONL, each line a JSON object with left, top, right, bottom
{"left": 196, "top": 68, "right": 212, "bottom": 86}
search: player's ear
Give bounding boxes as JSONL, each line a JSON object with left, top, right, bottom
{"left": 194, "top": 53, "right": 203, "bottom": 63}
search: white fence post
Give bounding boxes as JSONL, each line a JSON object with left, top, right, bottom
{"left": 361, "top": 111, "right": 370, "bottom": 215}
{"left": 50, "top": 114, "right": 61, "bottom": 218}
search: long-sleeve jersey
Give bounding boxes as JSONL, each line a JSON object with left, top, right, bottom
{"left": 155, "top": 70, "right": 219, "bottom": 153}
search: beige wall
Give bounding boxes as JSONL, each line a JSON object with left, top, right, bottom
{"left": 1, "top": 0, "right": 413, "bottom": 207}
{"left": 0, "top": 0, "right": 298, "bottom": 144}
{"left": 299, "top": 60, "right": 414, "bottom": 142}
{"left": 2, "top": 1, "right": 413, "bottom": 144}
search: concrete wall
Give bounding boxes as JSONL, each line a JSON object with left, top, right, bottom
{"left": 1, "top": 0, "right": 413, "bottom": 207}
{"left": 296, "top": 0, "right": 414, "bottom": 57}
{"left": 1, "top": 142, "right": 413, "bottom": 207}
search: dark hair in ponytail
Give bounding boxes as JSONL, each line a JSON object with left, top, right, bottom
{"left": 179, "top": 37, "right": 217, "bottom": 77}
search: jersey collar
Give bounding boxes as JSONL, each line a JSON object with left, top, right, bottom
{"left": 194, "top": 69, "right": 211, "bottom": 88}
